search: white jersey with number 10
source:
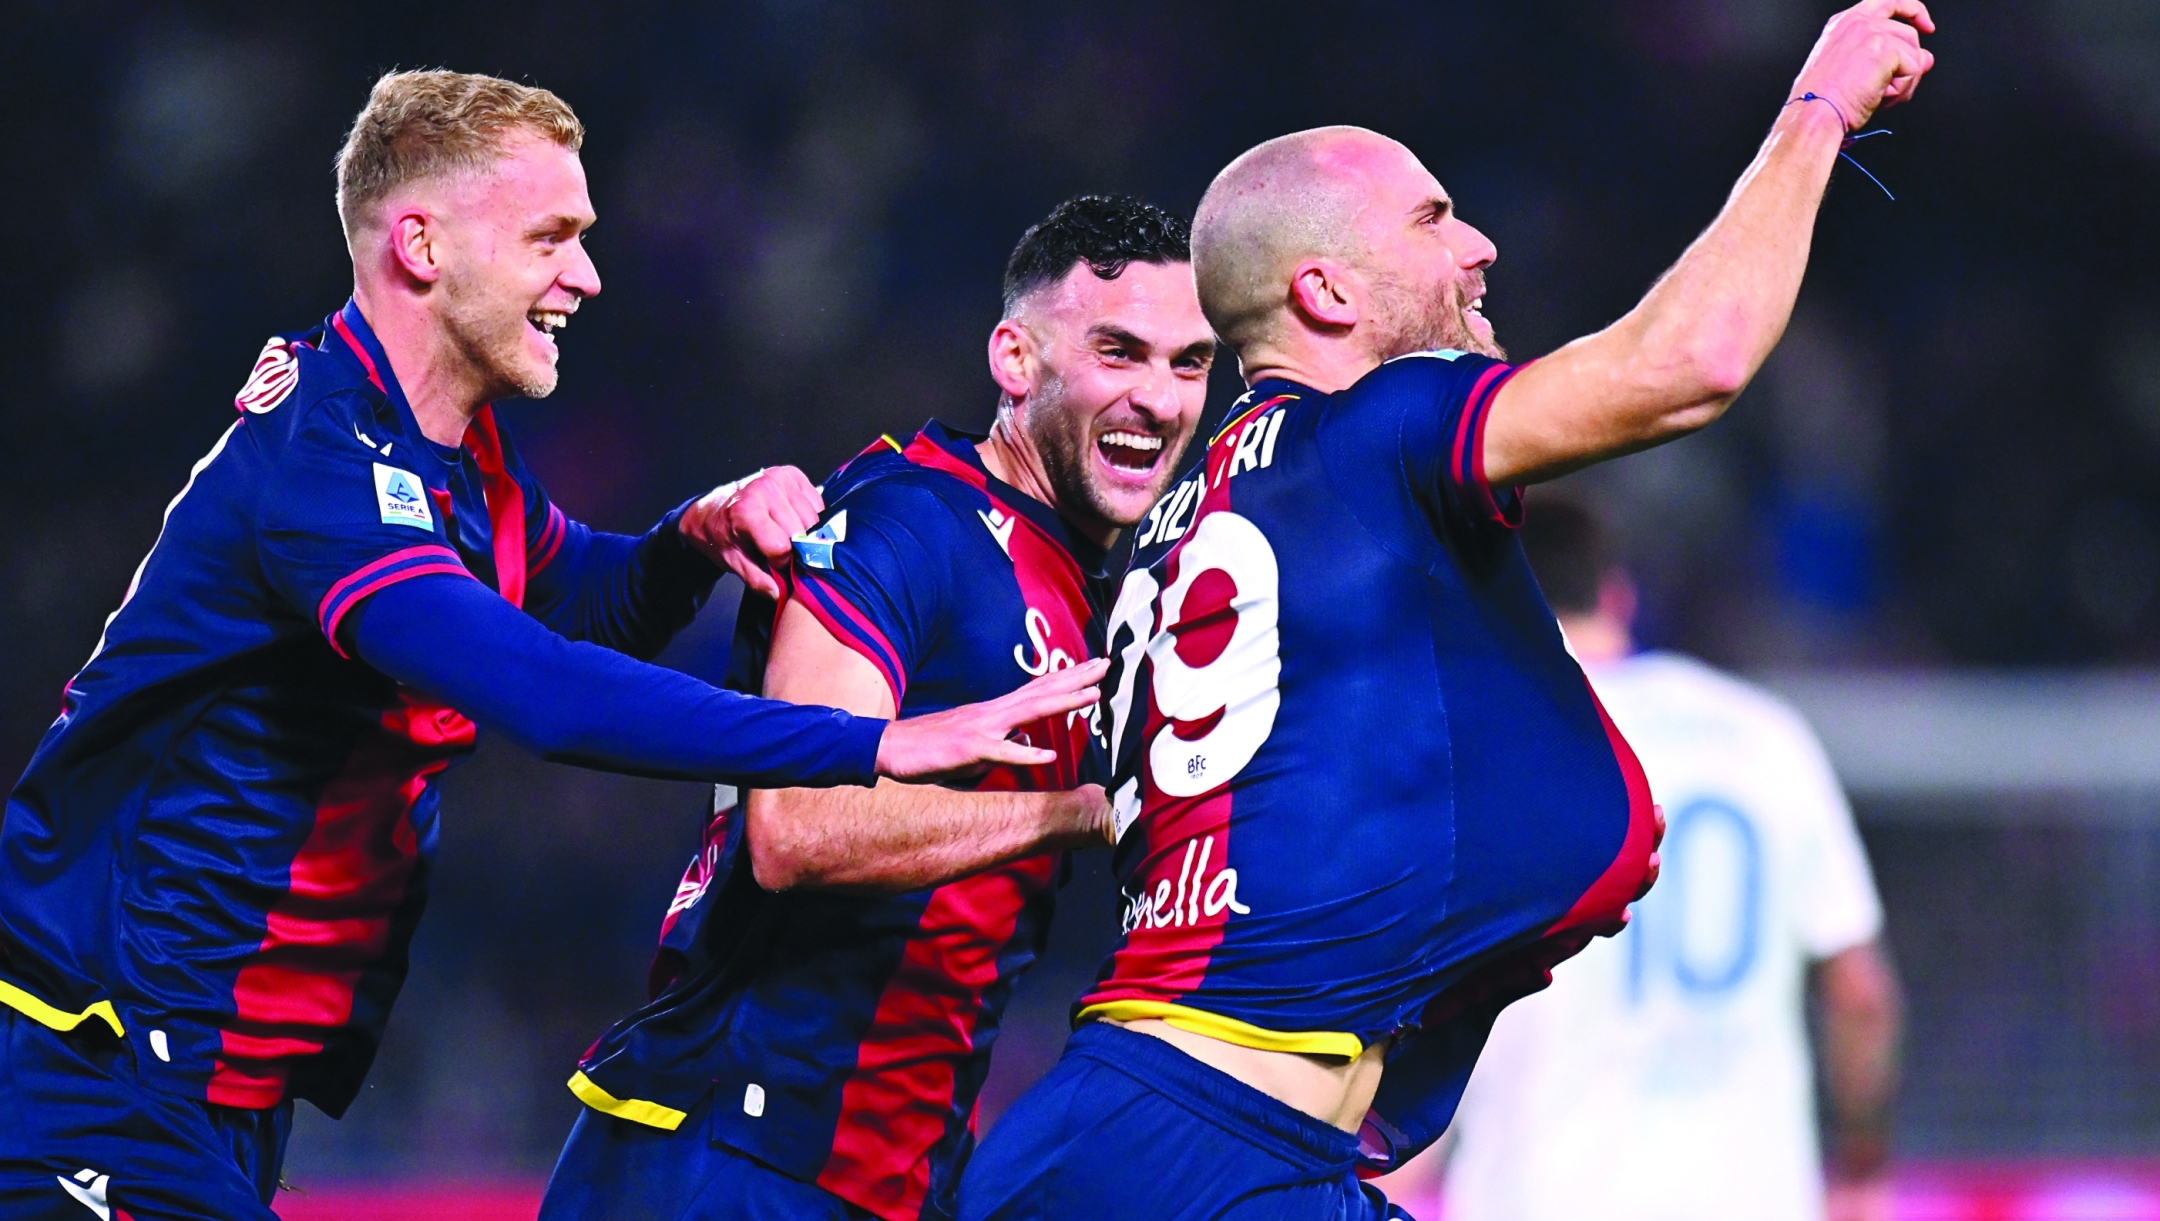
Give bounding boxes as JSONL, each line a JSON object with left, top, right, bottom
{"left": 1443, "top": 651, "right": 1884, "bottom": 1221}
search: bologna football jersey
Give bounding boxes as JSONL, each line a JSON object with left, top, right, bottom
{"left": 0, "top": 300, "right": 735, "bottom": 1117}
{"left": 1078, "top": 353, "right": 1658, "bottom": 1165}
{"left": 568, "top": 423, "right": 1105, "bottom": 1221}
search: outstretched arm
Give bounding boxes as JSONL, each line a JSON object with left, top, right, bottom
{"left": 351, "top": 573, "right": 1097, "bottom": 786}
{"left": 745, "top": 598, "right": 1113, "bottom": 895}
{"left": 1482, "top": 0, "right": 1936, "bottom": 487}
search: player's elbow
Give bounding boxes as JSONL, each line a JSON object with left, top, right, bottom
{"left": 1690, "top": 343, "right": 1755, "bottom": 402}
{"left": 1623, "top": 357, "right": 1743, "bottom": 450}
{"left": 1629, "top": 325, "right": 1753, "bottom": 433}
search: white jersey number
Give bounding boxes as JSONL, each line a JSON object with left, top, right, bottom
{"left": 1108, "top": 511, "right": 1283, "bottom": 804}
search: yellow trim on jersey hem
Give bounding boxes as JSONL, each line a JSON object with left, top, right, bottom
{"left": 0, "top": 979, "right": 126, "bottom": 1038}
{"left": 567, "top": 1070, "right": 689, "bottom": 1131}
{"left": 1078, "top": 1001, "right": 1362, "bottom": 1058}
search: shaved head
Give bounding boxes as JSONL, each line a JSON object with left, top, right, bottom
{"left": 1193, "top": 127, "right": 1386, "bottom": 349}
{"left": 1194, "top": 125, "right": 1501, "bottom": 369}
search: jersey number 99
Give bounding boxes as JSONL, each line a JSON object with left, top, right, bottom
{"left": 1105, "top": 511, "right": 1284, "bottom": 810}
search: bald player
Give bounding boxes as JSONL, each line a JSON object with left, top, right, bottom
{"left": 959, "top": 5, "right": 1933, "bottom": 1219}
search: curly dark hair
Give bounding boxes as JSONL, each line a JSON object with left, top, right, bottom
{"left": 1001, "top": 194, "right": 1193, "bottom": 315}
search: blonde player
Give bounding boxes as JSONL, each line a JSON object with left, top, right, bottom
{"left": 1442, "top": 495, "right": 1904, "bottom": 1221}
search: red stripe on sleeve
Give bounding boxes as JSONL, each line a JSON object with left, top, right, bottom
{"left": 1464, "top": 360, "right": 1529, "bottom": 527}
{"left": 790, "top": 573, "right": 908, "bottom": 709}
{"left": 320, "top": 562, "right": 475, "bottom": 658}
{"left": 319, "top": 546, "right": 463, "bottom": 623}
{"left": 530, "top": 503, "right": 568, "bottom": 576}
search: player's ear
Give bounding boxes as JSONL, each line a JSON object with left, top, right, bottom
{"left": 386, "top": 208, "right": 443, "bottom": 287}
{"left": 987, "top": 318, "right": 1037, "bottom": 399}
{"left": 1288, "top": 259, "right": 1358, "bottom": 332}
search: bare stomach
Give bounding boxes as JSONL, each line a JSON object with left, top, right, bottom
{"left": 1107, "top": 1018, "right": 1390, "bottom": 1132}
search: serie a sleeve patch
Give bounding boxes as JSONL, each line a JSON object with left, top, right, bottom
{"left": 791, "top": 509, "right": 846, "bottom": 570}
{"left": 372, "top": 463, "right": 434, "bottom": 530}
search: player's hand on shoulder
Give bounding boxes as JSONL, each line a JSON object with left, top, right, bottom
{"left": 1790, "top": 0, "right": 1936, "bottom": 131}
{"left": 680, "top": 465, "right": 825, "bottom": 599}
{"left": 873, "top": 659, "right": 1109, "bottom": 782}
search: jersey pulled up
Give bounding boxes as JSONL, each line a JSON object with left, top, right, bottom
{"left": 571, "top": 423, "right": 1106, "bottom": 1221}
{"left": 1078, "top": 354, "right": 1658, "bottom": 1166}
{"left": 0, "top": 301, "right": 804, "bottom": 1116}
{"left": 1443, "top": 653, "right": 1884, "bottom": 1221}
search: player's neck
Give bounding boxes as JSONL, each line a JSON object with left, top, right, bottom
{"left": 1234, "top": 335, "right": 1379, "bottom": 396}
{"left": 978, "top": 414, "right": 1118, "bottom": 549}
{"left": 350, "top": 284, "right": 490, "bottom": 449}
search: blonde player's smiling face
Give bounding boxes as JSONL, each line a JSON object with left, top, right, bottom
{"left": 991, "top": 259, "right": 1216, "bottom": 537}
{"left": 427, "top": 134, "right": 602, "bottom": 400}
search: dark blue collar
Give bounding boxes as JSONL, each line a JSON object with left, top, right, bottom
{"left": 320, "top": 299, "right": 460, "bottom": 467}
{"left": 1243, "top": 377, "right": 1316, "bottom": 406}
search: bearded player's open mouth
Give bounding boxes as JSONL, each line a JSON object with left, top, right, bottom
{"left": 1095, "top": 429, "right": 1167, "bottom": 486}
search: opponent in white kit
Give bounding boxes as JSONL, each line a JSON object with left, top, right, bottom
{"left": 1444, "top": 497, "right": 1904, "bottom": 1221}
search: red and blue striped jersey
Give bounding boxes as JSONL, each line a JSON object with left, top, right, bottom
{"left": 571, "top": 423, "right": 1105, "bottom": 1221}
{"left": 1078, "top": 353, "right": 1657, "bottom": 1166}
{"left": 0, "top": 301, "right": 714, "bottom": 1116}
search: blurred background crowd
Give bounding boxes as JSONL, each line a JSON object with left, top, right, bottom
{"left": 4, "top": 0, "right": 2157, "bottom": 1202}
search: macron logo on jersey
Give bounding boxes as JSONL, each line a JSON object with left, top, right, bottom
{"left": 372, "top": 464, "right": 434, "bottom": 530}
{"left": 979, "top": 507, "right": 1015, "bottom": 557}
{"left": 58, "top": 1168, "right": 115, "bottom": 1220}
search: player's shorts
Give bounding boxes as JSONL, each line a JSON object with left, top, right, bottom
{"left": 539, "top": 1091, "right": 877, "bottom": 1221}
{"left": 957, "top": 1021, "right": 1410, "bottom": 1221}
{"left": 0, "top": 1006, "right": 291, "bottom": 1221}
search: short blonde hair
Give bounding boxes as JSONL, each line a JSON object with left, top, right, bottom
{"left": 335, "top": 69, "right": 584, "bottom": 243}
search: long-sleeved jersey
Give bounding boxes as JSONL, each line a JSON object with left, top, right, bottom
{"left": 0, "top": 301, "right": 880, "bottom": 1119}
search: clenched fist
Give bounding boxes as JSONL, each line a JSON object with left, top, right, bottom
{"left": 1789, "top": 0, "right": 1937, "bottom": 132}
{"left": 679, "top": 466, "right": 826, "bottom": 599}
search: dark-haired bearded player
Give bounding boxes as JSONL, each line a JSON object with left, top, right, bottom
{"left": 541, "top": 196, "right": 1216, "bottom": 1221}
{"left": 962, "top": 4, "right": 1934, "bottom": 1219}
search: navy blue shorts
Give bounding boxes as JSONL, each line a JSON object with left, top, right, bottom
{"left": 540, "top": 1091, "right": 878, "bottom": 1221}
{"left": 0, "top": 1007, "right": 292, "bottom": 1221}
{"left": 958, "top": 1022, "right": 1410, "bottom": 1221}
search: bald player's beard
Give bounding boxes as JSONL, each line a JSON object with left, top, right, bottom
{"left": 441, "top": 264, "right": 560, "bottom": 402}
{"left": 1367, "top": 267, "right": 1505, "bottom": 363}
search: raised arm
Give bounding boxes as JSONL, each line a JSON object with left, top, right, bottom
{"left": 744, "top": 598, "right": 1113, "bottom": 895}
{"left": 1481, "top": 0, "right": 1935, "bottom": 487}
